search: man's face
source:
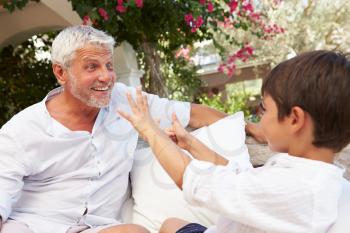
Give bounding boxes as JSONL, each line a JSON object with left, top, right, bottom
{"left": 260, "top": 95, "right": 290, "bottom": 153}
{"left": 65, "top": 45, "right": 116, "bottom": 108}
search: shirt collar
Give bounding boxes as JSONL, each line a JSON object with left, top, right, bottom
{"left": 41, "top": 87, "right": 110, "bottom": 137}
{"left": 268, "top": 153, "right": 345, "bottom": 175}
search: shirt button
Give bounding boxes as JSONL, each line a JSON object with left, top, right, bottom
{"left": 98, "top": 172, "right": 101, "bottom": 176}
{"left": 83, "top": 207, "right": 88, "bottom": 215}
{"left": 97, "top": 161, "right": 100, "bottom": 164}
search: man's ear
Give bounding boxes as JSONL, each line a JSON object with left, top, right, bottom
{"left": 289, "top": 106, "right": 307, "bottom": 133}
{"left": 52, "top": 64, "right": 68, "bottom": 85}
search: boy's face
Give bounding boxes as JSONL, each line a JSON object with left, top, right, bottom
{"left": 260, "top": 95, "right": 291, "bottom": 153}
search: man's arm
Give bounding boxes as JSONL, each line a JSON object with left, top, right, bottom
{"left": 189, "top": 104, "right": 267, "bottom": 143}
{"left": 0, "top": 215, "right": 2, "bottom": 231}
{"left": 189, "top": 103, "right": 227, "bottom": 128}
{"left": 0, "top": 130, "right": 28, "bottom": 226}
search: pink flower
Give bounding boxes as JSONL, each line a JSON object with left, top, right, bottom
{"left": 118, "top": 0, "right": 124, "bottom": 4}
{"left": 242, "top": 3, "right": 254, "bottom": 13}
{"left": 207, "top": 2, "right": 214, "bottom": 13}
{"left": 199, "top": 0, "right": 206, "bottom": 5}
{"left": 195, "top": 16, "right": 204, "bottom": 28}
{"left": 184, "top": 13, "right": 193, "bottom": 24}
{"left": 245, "top": 46, "right": 254, "bottom": 56}
{"left": 249, "top": 12, "right": 260, "bottom": 21}
{"left": 98, "top": 8, "right": 109, "bottom": 21}
{"left": 82, "top": 15, "right": 91, "bottom": 25}
{"left": 228, "top": 0, "right": 238, "bottom": 13}
{"left": 175, "top": 47, "right": 190, "bottom": 60}
{"left": 218, "top": 64, "right": 225, "bottom": 73}
{"left": 116, "top": 4, "right": 126, "bottom": 13}
{"left": 219, "top": 44, "right": 255, "bottom": 76}
{"left": 227, "top": 66, "right": 235, "bottom": 76}
{"left": 135, "top": 0, "right": 143, "bottom": 8}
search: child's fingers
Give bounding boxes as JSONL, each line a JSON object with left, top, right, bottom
{"left": 126, "top": 92, "right": 138, "bottom": 113}
{"left": 136, "top": 86, "right": 143, "bottom": 107}
{"left": 142, "top": 95, "right": 149, "bottom": 112}
{"left": 172, "top": 112, "right": 180, "bottom": 123}
{"left": 169, "top": 135, "right": 178, "bottom": 143}
{"left": 172, "top": 112, "right": 183, "bottom": 127}
{"left": 164, "top": 128, "right": 175, "bottom": 136}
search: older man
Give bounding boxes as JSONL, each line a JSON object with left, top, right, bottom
{"left": 0, "top": 26, "right": 263, "bottom": 233}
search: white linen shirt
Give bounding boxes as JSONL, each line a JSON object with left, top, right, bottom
{"left": 183, "top": 153, "right": 344, "bottom": 233}
{"left": 0, "top": 82, "right": 190, "bottom": 233}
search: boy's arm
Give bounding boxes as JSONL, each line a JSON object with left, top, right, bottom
{"left": 167, "top": 113, "right": 228, "bottom": 166}
{"left": 186, "top": 135, "right": 228, "bottom": 166}
{"left": 145, "top": 127, "right": 192, "bottom": 189}
{"left": 118, "top": 87, "right": 192, "bottom": 189}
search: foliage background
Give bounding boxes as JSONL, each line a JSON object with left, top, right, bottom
{"left": 0, "top": 33, "right": 58, "bottom": 126}
{"left": 1, "top": 0, "right": 349, "bottom": 126}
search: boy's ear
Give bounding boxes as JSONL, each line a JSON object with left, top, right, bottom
{"left": 52, "top": 64, "right": 68, "bottom": 85}
{"left": 289, "top": 106, "right": 307, "bottom": 133}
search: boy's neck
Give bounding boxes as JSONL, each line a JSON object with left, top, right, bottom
{"left": 288, "top": 145, "right": 334, "bottom": 164}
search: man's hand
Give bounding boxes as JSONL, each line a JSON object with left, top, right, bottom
{"left": 246, "top": 121, "right": 267, "bottom": 143}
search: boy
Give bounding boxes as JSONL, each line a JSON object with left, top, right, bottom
{"left": 118, "top": 50, "right": 350, "bottom": 233}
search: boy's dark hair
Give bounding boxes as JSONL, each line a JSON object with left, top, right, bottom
{"left": 262, "top": 50, "right": 350, "bottom": 152}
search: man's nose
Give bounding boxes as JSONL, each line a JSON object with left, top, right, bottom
{"left": 98, "top": 67, "right": 113, "bottom": 82}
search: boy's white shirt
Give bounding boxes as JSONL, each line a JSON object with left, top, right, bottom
{"left": 183, "top": 153, "right": 344, "bottom": 233}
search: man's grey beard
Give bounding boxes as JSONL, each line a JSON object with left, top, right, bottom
{"left": 67, "top": 72, "right": 114, "bottom": 108}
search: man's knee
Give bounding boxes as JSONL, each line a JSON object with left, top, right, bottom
{"left": 0, "top": 220, "right": 34, "bottom": 233}
{"left": 160, "top": 218, "right": 189, "bottom": 233}
{"left": 98, "top": 223, "right": 150, "bottom": 233}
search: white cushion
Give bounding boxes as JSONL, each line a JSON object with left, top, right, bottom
{"left": 327, "top": 178, "right": 350, "bottom": 233}
{"left": 129, "top": 112, "right": 250, "bottom": 233}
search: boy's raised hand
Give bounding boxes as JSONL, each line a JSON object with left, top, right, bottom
{"left": 117, "top": 86, "right": 158, "bottom": 141}
{"left": 165, "top": 113, "right": 194, "bottom": 151}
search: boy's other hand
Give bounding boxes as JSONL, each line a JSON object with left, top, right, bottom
{"left": 165, "top": 113, "right": 193, "bottom": 151}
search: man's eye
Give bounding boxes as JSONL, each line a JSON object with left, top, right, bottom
{"left": 106, "top": 63, "right": 114, "bottom": 71}
{"left": 86, "top": 64, "right": 97, "bottom": 71}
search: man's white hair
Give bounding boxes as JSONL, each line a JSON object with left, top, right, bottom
{"left": 51, "top": 25, "right": 115, "bottom": 67}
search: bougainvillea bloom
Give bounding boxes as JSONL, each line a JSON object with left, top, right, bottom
{"left": 98, "top": 8, "right": 109, "bottom": 21}
{"left": 135, "top": 0, "right": 143, "bottom": 8}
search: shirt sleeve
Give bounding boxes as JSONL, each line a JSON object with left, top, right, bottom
{"left": 116, "top": 83, "right": 191, "bottom": 128}
{"left": 114, "top": 83, "right": 191, "bottom": 129}
{"left": 146, "top": 92, "right": 191, "bottom": 129}
{"left": 0, "top": 128, "right": 30, "bottom": 221}
{"left": 182, "top": 160, "right": 314, "bottom": 232}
